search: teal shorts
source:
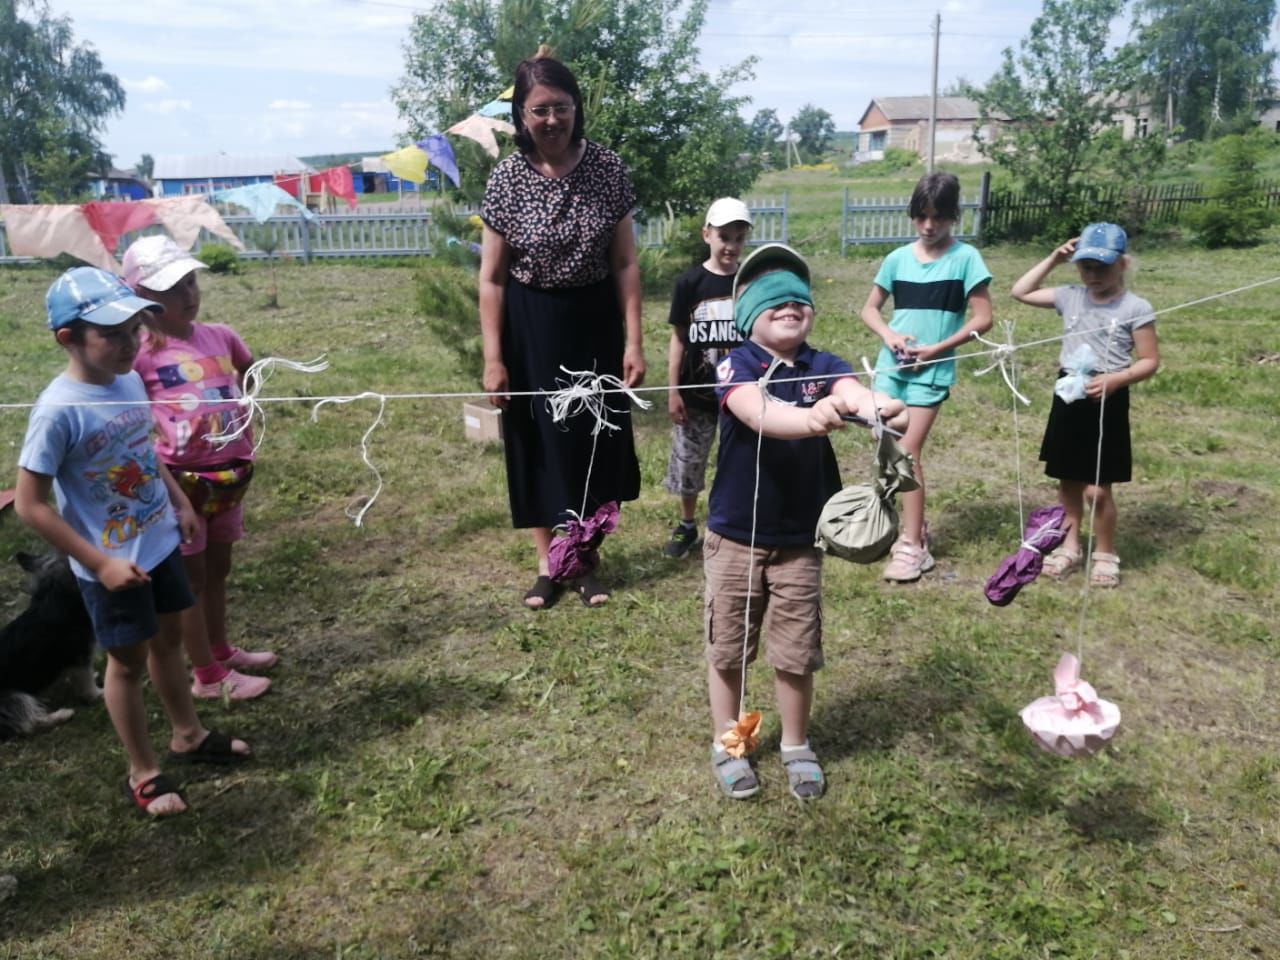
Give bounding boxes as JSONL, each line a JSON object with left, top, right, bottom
{"left": 874, "top": 374, "right": 950, "bottom": 408}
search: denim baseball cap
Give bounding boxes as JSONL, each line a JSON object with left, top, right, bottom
{"left": 46, "top": 266, "right": 163, "bottom": 331}
{"left": 1071, "top": 223, "right": 1127, "bottom": 264}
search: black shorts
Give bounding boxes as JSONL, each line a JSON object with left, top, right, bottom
{"left": 76, "top": 548, "right": 195, "bottom": 650}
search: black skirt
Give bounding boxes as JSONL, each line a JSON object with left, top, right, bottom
{"left": 1039, "top": 378, "right": 1131, "bottom": 484}
{"left": 500, "top": 276, "right": 641, "bottom": 528}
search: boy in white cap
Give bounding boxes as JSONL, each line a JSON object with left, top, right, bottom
{"left": 122, "top": 235, "right": 276, "bottom": 700}
{"left": 661, "top": 197, "right": 752, "bottom": 559}
{"left": 16, "top": 266, "right": 251, "bottom": 816}
{"left": 704, "top": 244, "right": 906, "bottom": 800}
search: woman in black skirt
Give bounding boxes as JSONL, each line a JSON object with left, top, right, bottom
{"left": 479, "top": 46, "right": 644, "bottom": 609}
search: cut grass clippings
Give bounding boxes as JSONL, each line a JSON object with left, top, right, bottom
{"left": 0, "top": 195, "right": 1277, "bottom": 959}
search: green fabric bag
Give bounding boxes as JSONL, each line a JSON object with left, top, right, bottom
{"left": 815, "top": 431, "right": 919, "bottom": 563}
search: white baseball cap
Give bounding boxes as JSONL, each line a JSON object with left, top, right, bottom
{"left": 122, "top": 235, "right": 208, "bottom": 292}
{"left": 705, "top": 197, "right": 753, "bottom": 227}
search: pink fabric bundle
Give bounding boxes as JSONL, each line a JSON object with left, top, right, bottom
{"left": 1020, "top": 653, "right": 1121, "bottom": 757}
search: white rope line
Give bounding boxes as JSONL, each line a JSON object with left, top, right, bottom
{"left": 4, "top": 268, "right": 1279, "bottom": 416}
{"left": 738, "top": 356, "right": 783, "bottom": 719}
{"left": 543, "top": 367, "right": 652, "bottom": 520}
{"left": 204, "top": 355, "right": 330, "bottom": 452}
{"left": 310, "top": 392, "right": 386, "bottom": 527}
{"left": 1072, "top": 317, "right": 1122, "bottom": 665}
{"left": 544, "top": 366, "right": 653, "bottom": 436}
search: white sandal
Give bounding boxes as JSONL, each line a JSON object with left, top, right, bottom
{"left": 1044, "top": 547, "right": 1083, "bottom": 580}
{"left": 1089, "top": 552, "right": 1120, "bottom": 588}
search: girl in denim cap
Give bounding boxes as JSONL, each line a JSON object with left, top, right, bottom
{"left": 1011, "top": 223, "right": 1161, "bottom": 588}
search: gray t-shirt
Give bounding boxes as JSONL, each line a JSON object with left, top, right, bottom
{"left": 1053, "top": 285, "right": 1154, "bottom": 372}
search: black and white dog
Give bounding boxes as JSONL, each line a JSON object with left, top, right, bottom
{"left": 0, "top": 552, "right": 100, "bottom": 738}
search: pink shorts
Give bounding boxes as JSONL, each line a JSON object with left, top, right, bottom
{"left": 181, "top": 502, "right": 244, "bottom": 556}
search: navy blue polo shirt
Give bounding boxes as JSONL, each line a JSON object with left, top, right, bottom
{"left": 708, "top": 339, "right": 856, "bottom": 546}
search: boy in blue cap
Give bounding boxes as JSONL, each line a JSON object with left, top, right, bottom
{"left": 704, "top": 244, "right": 906, "bottom": 800}
{"left": 16, "top": 266, "right": 251, "bottom": 817}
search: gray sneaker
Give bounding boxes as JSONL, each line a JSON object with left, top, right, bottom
{"left": 663, "top": 521, "right": 700, "bottom": 559}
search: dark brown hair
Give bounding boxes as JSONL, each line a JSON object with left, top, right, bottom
{"left": 909, "top": 171, "right": 961, "bottom": 221}
{"left": 511, "top": 45, "right": 585, "bottom": 154}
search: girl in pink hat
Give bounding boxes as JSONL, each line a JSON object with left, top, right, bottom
{"left": 123, "top": 235, "right": 278, "bottom": 698}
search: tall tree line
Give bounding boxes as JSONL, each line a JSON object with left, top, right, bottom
{"left": 0, "top": 0, "right": 125, "bottom": 204}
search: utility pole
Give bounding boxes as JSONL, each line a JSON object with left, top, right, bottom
{"left": 927, "top": 11, "right": 940, "bottom": 173}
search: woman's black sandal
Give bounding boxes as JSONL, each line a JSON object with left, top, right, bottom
{"left": 523, "top": 575, "right": 562, "bottom": 610}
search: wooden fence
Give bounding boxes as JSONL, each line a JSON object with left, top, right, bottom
{"left": 983, "top": 179, "right": 1280, "bottom": 241}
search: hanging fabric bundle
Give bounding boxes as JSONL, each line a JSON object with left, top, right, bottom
{"left": 814, "top": 426, "right": 918, "bottom": 563}
{"left": 983, "top": 504, "right": 1069, "bottom": 606}
{"left": 1020, "top": 653, "right": 1121, "bottom": 757}
{"left": 547, "top": 501, "right": 619, "bottom": 583}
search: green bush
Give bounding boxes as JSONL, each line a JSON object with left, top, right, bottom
{"left": 199, "top": 243, "right": 242, "bottom": 274}
{"left": 416, "top": 259, "right": 481, "bottom": 381}
{"left": 637, "top": 211, "right": 705, "bottom": 296}
{"left": 1183, "top": 133, "right": 1276, "bottom": 248}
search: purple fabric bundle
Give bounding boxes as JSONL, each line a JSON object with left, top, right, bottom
{"left": 548, "top": 501, "right": 620, "bottom": 582}
{"left": 984, "top": 505, "right": 1069, "bottom": 606}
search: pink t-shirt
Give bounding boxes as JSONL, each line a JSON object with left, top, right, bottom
{"left": 133, "top": 323, "right": 255, "bottom": 468}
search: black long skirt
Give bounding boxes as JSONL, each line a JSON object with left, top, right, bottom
{"left": 500, "top": 276, "right": 641, "bottom": 529}
{"left": 1039, "top": 381, "right": 1132, "bottom": 484}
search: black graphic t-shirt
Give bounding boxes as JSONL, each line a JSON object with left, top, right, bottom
{"left": 668, "top": 264, "right": 740, "bottom": 410}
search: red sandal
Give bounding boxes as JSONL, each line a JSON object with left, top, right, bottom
{"left": 123, "top": 773, "right": 187, "bottom": 816}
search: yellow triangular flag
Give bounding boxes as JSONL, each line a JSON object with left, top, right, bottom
{"left": 381, "top": 145, "right": 430, "bottom": 184}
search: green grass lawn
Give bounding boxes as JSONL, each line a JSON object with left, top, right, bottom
{"left": 0, "top": 219, "right": 1277, "bottom": 958}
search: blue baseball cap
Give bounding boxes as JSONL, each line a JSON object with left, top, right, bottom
{"left": 46, "top": 266, "right": 163, "bottom": 331}
{"left": 1071, "top": 223, "right": 1127, "bottom": 265}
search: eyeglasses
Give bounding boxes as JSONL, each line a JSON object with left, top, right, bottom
{"left": 523, "top": 103, "right": 575, "bottom": 119}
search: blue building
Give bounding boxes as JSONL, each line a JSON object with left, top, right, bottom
{"left": 90, "top": 168, "right": 152, "bottom": 200}
{"left": 151, "top": 153, "right": 311, "bottom": 197}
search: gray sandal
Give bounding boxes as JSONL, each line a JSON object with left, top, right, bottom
{"left": 781, "top": 746, "right": 825, "bottom": 800}
{"left": 711, "top": 746, "right": 760, "bottom": 799}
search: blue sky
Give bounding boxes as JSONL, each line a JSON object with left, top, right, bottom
{"left": 49, "top": 0, "right": 1095, "bottom": 167}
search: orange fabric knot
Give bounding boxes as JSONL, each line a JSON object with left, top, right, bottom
{"left": 719, "top": 711, "right": 762, "bottom": 758}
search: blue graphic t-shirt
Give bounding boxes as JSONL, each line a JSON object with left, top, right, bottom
{"left": 19, "top": 372, "right": 180, "bottom": 580}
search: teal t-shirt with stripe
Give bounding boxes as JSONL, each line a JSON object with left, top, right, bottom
{"left": 872, "top": 240, "right": 992, "bottom": 387}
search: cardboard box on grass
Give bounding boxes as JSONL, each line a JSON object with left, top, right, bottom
{"left": 463, "top": 402, "right": 502, "bottom": 442}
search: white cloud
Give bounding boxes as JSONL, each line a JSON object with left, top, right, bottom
{"left": 142, "top": 99, "right": 192, "bottom": 114}
{"left": 123, "top": 75, "right": 168, "bottom": 93}
{"left": 270, "top": 99, "right": 313, "bottom": 111}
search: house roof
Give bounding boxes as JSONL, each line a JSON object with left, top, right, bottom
{"left": 858, "top": 96, "right": 1005, "bottom": 128}
{"left": 152, "top": 153, "right": 311, "bottom": 180}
